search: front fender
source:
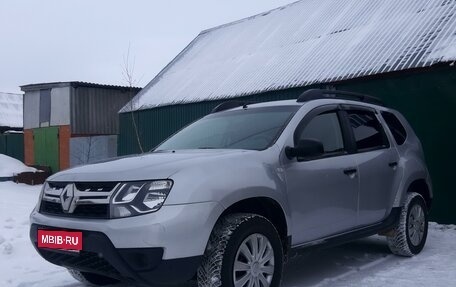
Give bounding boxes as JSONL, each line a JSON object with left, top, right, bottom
{"left": 164, "top": 149, "right": 291, "bottom": 234}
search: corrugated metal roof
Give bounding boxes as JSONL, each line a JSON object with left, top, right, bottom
{"left": 121, "top": 0, "right": 456, "bottom": 112}
{"left": 21, "top": 81, "right": 141, "bottom": 92}
{"left": 0, "top": 92, "right": 23, "bottom": 128}
{"left": 71, "top": 86, "right": 134, "bottom": 135}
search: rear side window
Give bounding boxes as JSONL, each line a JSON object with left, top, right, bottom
{"left": 381, "top": 111, "right": 407, "bottom": 145}
{"left": 347, "top": 110, "right": 389, "bottom": 151}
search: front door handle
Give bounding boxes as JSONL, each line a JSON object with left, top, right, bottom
{"left": 343, "top": 168, "right": 358, "bottom": 178}
{"left": 388, "top": 162, "right": 398, "bottom": 168}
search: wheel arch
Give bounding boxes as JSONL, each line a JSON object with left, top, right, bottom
{"left": 217, "top": 197, "right": 290, "bottom": 254}
{"left": 408, "top": 179, "right": 432, "bottom": 211}
{"left": 394, "top": 161, "right": 432, "bottom": 210}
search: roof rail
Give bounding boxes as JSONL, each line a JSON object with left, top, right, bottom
{"left": 297, "top": 89, "right": 385, "bottom": 106}
{"left": 211, "top": 101, "right": 252, "bottom": 113}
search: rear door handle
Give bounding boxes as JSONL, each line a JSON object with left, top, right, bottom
{"left": 388, "top": 162, "right": 398, "bottom": 168}
{"left": 343, "top": 168, "right": 358, "bottom": 177}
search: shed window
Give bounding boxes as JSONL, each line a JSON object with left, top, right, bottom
{"left": 39, "top": 89, "right": 51, "bottom": 127}
{"left": 381, "top": 111, "right": 407, "bottom": 145}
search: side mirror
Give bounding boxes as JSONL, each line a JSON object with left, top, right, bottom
{"left": 285, "top": 139, "right": 324, "bottom": 161}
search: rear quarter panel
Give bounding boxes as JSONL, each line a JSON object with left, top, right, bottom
{"left": 384, "top": 110, "right": 433, "bottom": 207}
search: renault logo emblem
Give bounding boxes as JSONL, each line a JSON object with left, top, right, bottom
{"left": 60, "top": 184, "right": 77, "bottom": 213}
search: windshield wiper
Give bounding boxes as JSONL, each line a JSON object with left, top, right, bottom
{"left": 197, "top": 147, "right": 219, "bottom": 149}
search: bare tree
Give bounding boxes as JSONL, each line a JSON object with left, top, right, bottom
{"left": 122, "top": 44, "right": 144, "bottom": 153}
{"left": 85, "top": 137, "right": 94, "bottom": 163}
{"left": 71, "top": 136, "right": 97, "bottom": 165}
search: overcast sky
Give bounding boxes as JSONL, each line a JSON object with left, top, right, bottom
{"left": 0, "top": 0, "right": 296, "bottom": 94}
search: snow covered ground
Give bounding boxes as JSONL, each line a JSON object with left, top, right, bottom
{"left": 0, "top": 155, "right": 36, "bottom": 178}
{"left": 0, "top": 181, "right": 455, "bottom": 287}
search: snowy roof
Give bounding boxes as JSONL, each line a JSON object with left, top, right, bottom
{"left": 21, "top": 81, "right": 141, "bottom": 92}
{"left": 0, "top": 92, "right": 23, "bottom": 128}
{"left": 121, "top": 0, "right": 456, "bottom": 112}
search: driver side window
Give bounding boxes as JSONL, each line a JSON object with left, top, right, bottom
{"left": 297, "top": 112, "right": 345, "bottom": 154}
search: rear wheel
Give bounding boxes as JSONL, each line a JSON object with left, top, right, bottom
{"left": 68, "top": 269, "right": 120, "bottom": 286}
{"left": 197, "top": 213, "right": 283, "bottom": 287}
{"left": 387, "top": 192, "right": 428, "bottom": 257}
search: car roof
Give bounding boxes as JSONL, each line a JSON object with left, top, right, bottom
{"left": 211, "top": 89, "right": 392, "bottom": 115}
{"left": 244, "top": 99, "right": 302, "bottom": 108}
{"left": 223, "top": 98, "right": 388, "bottom": 112}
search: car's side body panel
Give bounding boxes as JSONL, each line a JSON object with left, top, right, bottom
{"left": 385, "top": 110, "right": 433, "bottom": 207}
{"left": 275, "top": 99, "right": 431, "bottom": 245}
{"left": 279, "top": 103, "right": 360, "bottom": 244}
{"left": 284, "top": 154, "right": 359, "bottom": 244}
{"left": 165, "top": 145, "right": 293, "bottom": 235}
{"left": 341, "top": 106, "right": 402, "bottom": 226}
{"left": 352, "top": 148, "right": 399, "bottom": 225}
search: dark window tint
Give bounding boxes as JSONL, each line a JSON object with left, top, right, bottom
{"left": 347, "top": 110, "right": 388, "bottom": 151}
{"left": 298, "top": 112, "right": 344, "bottom": 154}
{"left": 381, "top": 111, "right": 407, "bottom": 145}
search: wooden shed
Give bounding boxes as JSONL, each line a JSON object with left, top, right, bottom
{"left": 21, "top": 82, "right": 140, "bottom": 172}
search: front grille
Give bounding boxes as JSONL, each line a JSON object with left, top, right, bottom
{"left": 40, "top": 201, "right": 110, "bottom": 219}
{"left": 39, "top": 249, "right": 120, "bottom": 277}
{"left": 75, "top": 182, "right": 118, "bottom": 192}
{"left": 48, "top": 181, "right": 117, "bottom": 192}
{"left": 40, "top": 181, "right": 117, "bottom": 219}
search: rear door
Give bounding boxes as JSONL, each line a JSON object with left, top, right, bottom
{"left": 343, "top": 106, "right": 399, "bottom": 226}
{"left": 284, "top": 105, "right": 360, "bottom": 244}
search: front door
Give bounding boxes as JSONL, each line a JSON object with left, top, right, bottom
{"left": 284, "top": 107, "right": 359, "bottom": 245}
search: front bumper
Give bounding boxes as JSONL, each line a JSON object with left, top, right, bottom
{"left": 30, "top": 201, "right": 223, "bottom": 259}
{"left": 29, "top": 201, "right": 224, "bottom": 285}
{"left": 30, "top": 224, "right": 201, "bottom": 285}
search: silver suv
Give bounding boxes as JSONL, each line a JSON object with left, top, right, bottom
{"left": 30, "top": 89, "right": 432, "bottom": 287}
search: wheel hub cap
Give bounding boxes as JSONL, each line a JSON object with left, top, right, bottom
{"left": 252, "top": 262, "right": 260, "bottom": 276}
{"left": 408, "top": 204, "right": 425, "bottom": 246}
{"left": 233, "top": 234, "right": 275, "bottom": 287}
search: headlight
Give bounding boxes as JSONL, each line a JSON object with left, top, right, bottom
{"left": 110, "top": 180, "right": 173, "bottom": 218}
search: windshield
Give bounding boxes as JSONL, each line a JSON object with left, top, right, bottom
{"left": 155, "top": 106, "right": 299, "bottom": 151}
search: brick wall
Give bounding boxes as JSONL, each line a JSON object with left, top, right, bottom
{"left": 59, "top": 125, "right": 70, "bottom": 170}
{"left": 24, "top": 129, "right": 34, "bottom": 166}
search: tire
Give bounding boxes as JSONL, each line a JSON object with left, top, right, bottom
{"left": 68, "top": 269, "right": 120, "bottom": 286}
{"left": 197, "top": 213, "right": 284, "bottom": 287}
{"left": 387, "top": 192, "right": 428, "bottom": 257}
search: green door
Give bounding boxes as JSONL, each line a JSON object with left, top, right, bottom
{"left": 0, "top": 135, "right": 6, "bottom": 155}
{"left": 34, "top": 127, "right": 59, "bottom": 173}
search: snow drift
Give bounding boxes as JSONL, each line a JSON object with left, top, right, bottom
{"left": 0, "top": 154, "right": 36, "bottom": 177}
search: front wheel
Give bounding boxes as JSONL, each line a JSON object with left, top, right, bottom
{"left": 197, "top": 213, "right": 283, "bottom": 287}
{"left": 387, "top": 192, "right": 428, "bottom": 257}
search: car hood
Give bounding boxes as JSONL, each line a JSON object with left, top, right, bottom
{"left": 48, "top": 149, "right": 254, "bottom": 182}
